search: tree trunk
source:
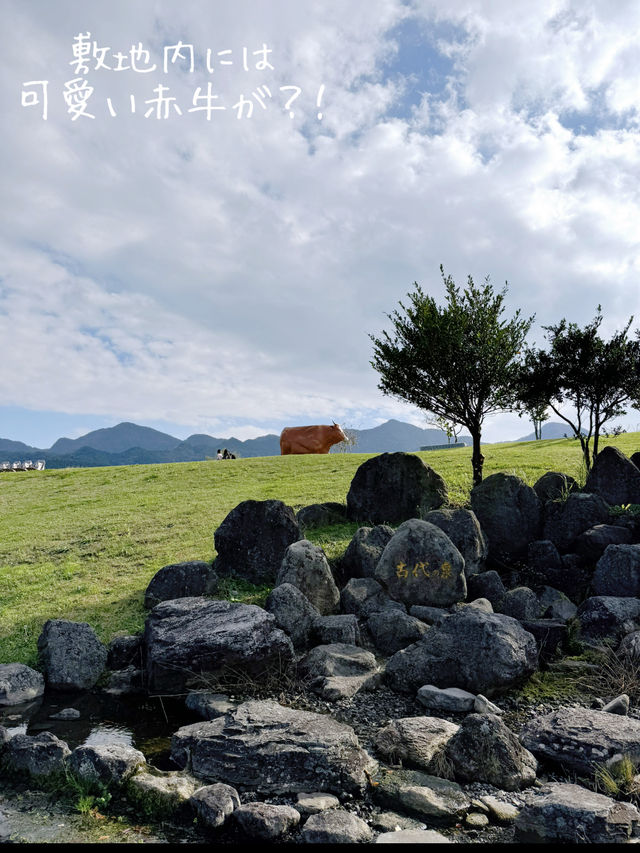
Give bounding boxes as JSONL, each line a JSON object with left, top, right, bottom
{"left": 471, "top": 430, "right": 484, "bottom": 486}
{"left": 593, "top": 413, "right": 600, "bottom": 461}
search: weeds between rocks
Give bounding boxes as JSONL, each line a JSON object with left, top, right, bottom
{"left": 594, "top": 754, "right": 640, "bottom": 804}
{"left": 576, "top": 646, "right": 640, "bottom": 705}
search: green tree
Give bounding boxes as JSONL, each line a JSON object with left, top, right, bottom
{"left": 519, "top": 309, "right": 640, "bottom": 471}
{"left": 370, "top": 267, "right": 533, "bottom": 485}
{"left": 515, "top": 393, "right": 550, "bottom": 440}
{"left": 427, "top": 413, "right": 463, "bottom": 445}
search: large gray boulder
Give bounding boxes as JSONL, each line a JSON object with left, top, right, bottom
{"left": 38, "top": 620, "right": 107, "bottom": 691}
{"left": 374, "top": 716, "right": 460, "bottom": 773}
{"left": 423, "top": 508, "right": 487, "bottom": 576}
{"left": 520, "top": 706, "right": 640, "bottom": 774}
{"left": 0, "top": 664, "right": 44, "bottom": 706}
{"left": 533, "top": 471, "right": 578, "bottom": 504}
{"left": 470, "top": 473, "right": 542, "bottom": 561}
{"left": 577, "top": 596, "right": 640, "bottom": 641}
{"left": 3, "top": 732, "right": 70, "bottom": 778}
{"left": 367, "top": 610, "right": 429, "bottom": 655}
{"left": 375, "top": 519, "right": 466, "bottom": 608}
{"left": 144, "top": 561, "right": 218, "bottom": 609}
{"left": 143, "top": 598, "right": 294, "bottom": 694}
{"left": 515, "top": 782, "right": 640, "bottom": 843}
{"left": 592, "top": 544, "right": 640, "bottom": 597}
{"left": 385, "top": 608, "right": 537, "bottom": 696}
{"left": 68, "top": 743, "right": 146, "bottom": 785}
{"left": 585, "top": 446, "right": 640, "bottom": 506}
{"left": 346, "top": 453, "right": 447, "bottom": 525}
{"left": 339, "top": 525, "right": 394, "bottom": 580}
{"left": 543, "top": 492, "right": 610, "bottom": 553}
{"left": 265, "top": 583, "right": 320, "bottom": 650}
{"left": 171, "top": 699, "right": 377, "bottom": 796}
{"left": 444, "top": 713, "right": 537, "bottom": 791}
{"left": 214, "top": 499, "right": 301, "bottom": 585}
{"left": 276, "top": 540, "right": 340, "bottom": 615}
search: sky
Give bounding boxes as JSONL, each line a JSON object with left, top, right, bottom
{"left": 2, "top": 0, "right": 640, "bottom": 448}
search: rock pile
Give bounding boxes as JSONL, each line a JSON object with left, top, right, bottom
{"left": 4, "top": 448, "right": 640, "bottom": 844}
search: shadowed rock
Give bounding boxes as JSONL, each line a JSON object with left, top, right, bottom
{"left": 347, "top": 453, "right": 447, "bottom": 525}
{"left": 577, "top": 596, "right": 640, "bottom": 642}
{"left": 385, "top": 608, "right": 537, "bottom": 696}
{"left": 533, "top": 471, "right": 578, "bottom": 504}
{"left": 214, "top": 499, "right": 301, "bottom": 585}
{"left": 585, "top": 446, "right": 640, "bottom": 506}
{"left": 38, "top": 620, "right": 107, "bottom": 692}
{"left": 339, "top": 525, "right": 394, "bottom": 580}
{"left": 543, "top": 493, "right": 610, "bottom": 553}
{"left": 144, "top": 561, "right": 218, "bottom": 609}
{"left": 592, "top": 544, "right": 640, "bottom": 597}
{"left": 470, "top": 473, "right": 541, "bottom": 561}
{"left": 143, "top": 598, "right": 294, "bottom": 694}
{"left": 423, "top": 508, "right": 487, "bottom": 576}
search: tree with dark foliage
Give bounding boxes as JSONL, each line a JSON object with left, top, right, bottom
{"left": 518, "top": 309, "right": 640, "bottom": 471}
{"left": 370, "top": 266, "right": 533, "bottom": 485}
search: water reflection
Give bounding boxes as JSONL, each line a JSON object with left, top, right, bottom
{"left": 0, "top": 691, "right": 190, "bottom": 768}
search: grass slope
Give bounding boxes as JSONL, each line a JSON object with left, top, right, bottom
{"left": 1, "top": 433, "right": 638, "bottom": 666}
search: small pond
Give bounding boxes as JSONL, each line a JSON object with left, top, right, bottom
{"left": 0, "top": 689, "right": 192, "bottom": 769}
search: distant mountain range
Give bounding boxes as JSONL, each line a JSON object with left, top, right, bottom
{"left": 515, "top": 421, "right": 587, "bottom": 442}
{"left": 0, "top": 419, "right": 474, "bottom": 469}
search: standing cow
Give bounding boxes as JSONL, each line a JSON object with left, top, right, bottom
{"left": 280, "top": 422, "right": 347, "bottom": 455}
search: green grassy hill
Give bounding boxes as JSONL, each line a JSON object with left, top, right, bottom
{"left": 1, "top": 432, "right": 638, "bottom": 666}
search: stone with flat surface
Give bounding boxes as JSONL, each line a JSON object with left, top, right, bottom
{"left": 143, "top": 597, "right": 294, "bottom": 694}
{"left": 520, "top": 706, "right": 640, "bottom": 774}
{"left": 171, "top": 699, "right": 377, "bottom": 796}
{"left": 515, "top": 782, "right": 640, "bottom": 843}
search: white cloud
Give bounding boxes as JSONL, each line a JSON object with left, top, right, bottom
{"left": 2, "top": 0, "right": 640, "bottom": 444}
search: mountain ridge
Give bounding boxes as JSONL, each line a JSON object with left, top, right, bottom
{"left": 0, "top": 419, "right": 472, "bottom": 468}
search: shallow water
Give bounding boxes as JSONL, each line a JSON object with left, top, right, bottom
{"left": 0, "top": 689, "right": 192, "bottom": 768}
{"left": 0, "top": 690, "right": 202, "bottom": 843}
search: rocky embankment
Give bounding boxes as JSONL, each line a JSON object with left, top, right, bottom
{"left": 3, "top": 447, "right": 640, "bottom": 843}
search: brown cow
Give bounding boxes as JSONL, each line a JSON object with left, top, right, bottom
{"left": 280, "top": 422, "right": 347, "bottom": 455}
